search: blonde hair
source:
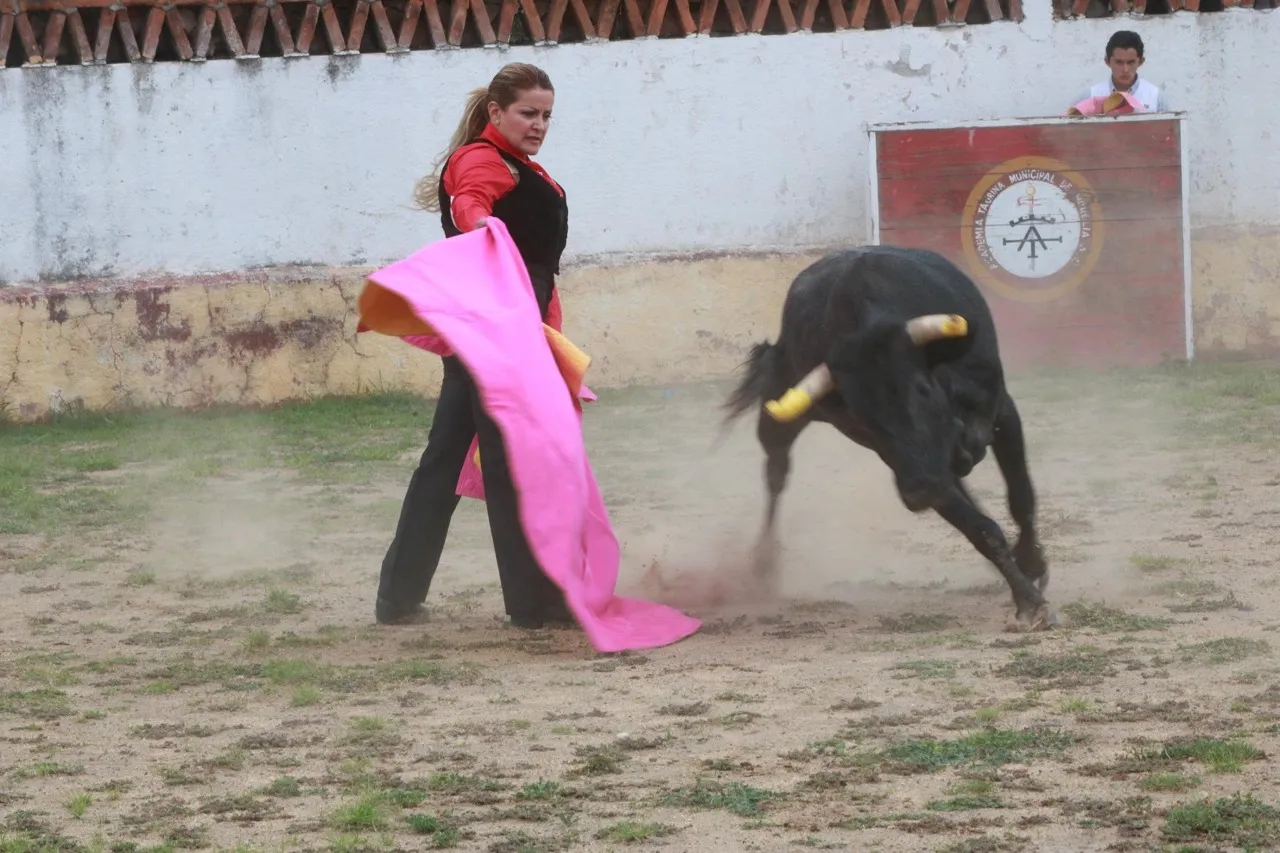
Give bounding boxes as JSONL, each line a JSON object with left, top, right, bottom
{"left": 413, "top": 63, "right": 555, "bottom": 213}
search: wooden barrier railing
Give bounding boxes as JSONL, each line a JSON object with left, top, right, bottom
{"left": 3, "top": 0, "right": 1018, "bottom": 66}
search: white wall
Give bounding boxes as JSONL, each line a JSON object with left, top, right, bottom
{"left": 1, "top": 3, "right": 1277, "bottom": 285}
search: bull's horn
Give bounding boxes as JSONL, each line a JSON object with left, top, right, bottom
{"left": 764, "top": 364, "right": 833, "bottom": 423}
{"left": 906, "top": 314, "right": 969, "bottom": 345}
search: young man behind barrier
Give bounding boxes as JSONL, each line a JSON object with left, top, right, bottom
{"left": 1073, "top": 30, "right": 1170, "bottom": 114}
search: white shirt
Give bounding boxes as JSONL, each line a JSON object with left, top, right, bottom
{"left": 1074, "top": 76, "right": 1169, "bottom": 113}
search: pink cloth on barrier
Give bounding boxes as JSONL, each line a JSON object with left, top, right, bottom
{"left": 362, "top": 219, "right": 702, "bottom": 653}
{"left": 1067, "top": 91, "right": 1144, "bottom": 116}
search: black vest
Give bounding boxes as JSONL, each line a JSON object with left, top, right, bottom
{"left": 438, "top": 139, "right": 568, "bottom": 318}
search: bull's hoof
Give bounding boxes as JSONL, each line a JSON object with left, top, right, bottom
{"left": 1006, "top": 604, "right": 1056, "bottom": 634}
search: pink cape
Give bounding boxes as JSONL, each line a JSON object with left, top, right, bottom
{"left": 1067, "top": 91, "right": 1144, "bottom": 116}
{"left": 360, "top": 219, "right": 702, "bottom": 653}
{"left": 398, "top": 299, "right": 598, "bottom": 501}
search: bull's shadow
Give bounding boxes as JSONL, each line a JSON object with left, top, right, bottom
{"left": 721, "top": 245, "right": 1056, "bottom": 633}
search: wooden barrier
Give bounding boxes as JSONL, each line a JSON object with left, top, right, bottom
{"left": 868, "top": 113, "right": 1191, "bottom": 369}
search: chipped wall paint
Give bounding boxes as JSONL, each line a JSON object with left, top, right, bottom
{"left": 0, "top": 255, "right": 819, "bottom": 420}
{"left": 2, "top": 6, "right": 1278, "bottom": 284}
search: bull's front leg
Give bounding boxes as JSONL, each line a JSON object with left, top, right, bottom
{"left": 932, "top": 481, "right": 1056, "bottom": 632}
{"left": 990, "top": 393, "right": 1048, "bottom": 592}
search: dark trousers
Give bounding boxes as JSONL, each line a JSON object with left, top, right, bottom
{"left": 377, "top": 271, "right": 564, "bottom": 619}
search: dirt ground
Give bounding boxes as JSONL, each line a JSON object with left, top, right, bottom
{"left": 3, "top": 364, "right": 1280, "bottom": 853}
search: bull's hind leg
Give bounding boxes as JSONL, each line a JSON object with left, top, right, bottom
{"left": 991, "top": 392, "right": 1048, "bottom": 592}
{"left": 753, "top": 407, "right": 808, "bottom": 581}
{"left": 934, "top": 481, "right": 1052, "bottom": 632}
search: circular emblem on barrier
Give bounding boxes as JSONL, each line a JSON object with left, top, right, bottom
{"left": 960, "top": 156, "right": 1104, "bottom": 303}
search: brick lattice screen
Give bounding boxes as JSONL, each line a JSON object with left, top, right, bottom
{"left": 6, "top": 0, "right": 1018, "bottom": 67}
{"left": 1, "top": 0, "right": 1271, "bottom": 68}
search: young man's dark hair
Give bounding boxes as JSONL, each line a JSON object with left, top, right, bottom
{"left": 1106, "top": 30, "right": 1145, "bottom": 60}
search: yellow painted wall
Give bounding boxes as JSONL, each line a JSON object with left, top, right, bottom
{"left": 0, "top": 228, "right": 1276, "bottom": 423}
{"left": 0, "top": 254, "right": 818, "bottom": 422}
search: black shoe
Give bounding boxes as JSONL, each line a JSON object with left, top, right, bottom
{"left": 376, "top": 597, "right": 427, "bottom": 625}
{"left": 507, "top": 603, "right": 576, "bottom": 631}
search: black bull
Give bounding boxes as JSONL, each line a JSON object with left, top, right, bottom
{"left": 722, "top": 245, "right": 1055, "bottom": 631}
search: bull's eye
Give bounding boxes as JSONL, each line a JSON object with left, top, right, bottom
{"left": 913, "top": 377, "right": 932, "bottom": 397}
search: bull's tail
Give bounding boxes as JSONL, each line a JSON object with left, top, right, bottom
{"left": 721, "top": 340, "right": 779, "bottom": 427}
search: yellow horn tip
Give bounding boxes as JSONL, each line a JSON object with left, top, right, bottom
{"left": 764, "top": 388, "right": 813, "bottom": 423}
{"left": 941, "top": 315, "right": 969, "bottom": 337}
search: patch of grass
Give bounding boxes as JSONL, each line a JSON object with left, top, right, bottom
{"left": 66, "top": 792, "right": 91, "bottom": 818}
{"left": 995, "top": 645, "right": 1117, "bottom": 688}
{"left": 130, "top": 723, "right": 218, "bottom": 740}
{"left": 242, "top": 631, "right": 271, "bottom": 652}
{"left": 124, "top": 569, "right": 157, "bottom": 587}
{"left": 1077, "top": 699, "right": 1204, "bottom": 726}
{"left": 406, "top": 812, "right": 463, "bottom": 847}
{"left": 263, "top": 589, "right": 304, "bottom": 615}
{"left": 0, "top": 394, "right": 438, "bottom": 541}
{"left": 1061, "top": 601, "right": 1174, "bottom": 633}
{"left": 878, "top": 613, "right": 958, "bottom": 633}
{"left": 1058, "top": 697, "right": 1092, "bottom": 714}
{"left": 1140, "top": 773, "right": 1202, "bottom": 792}
{"left": 381, "top": 659, "right": 484, "bottom": 686}
{"left": 489, "top": 829, "right": 576, "bottom": 853}
{"left": 426, "top": 771, "right": 506, "bottom": 794}
{"left": 926, "top": 794, "right": 1004, "bottom": 811}
{"left": 887, "top": 659, "right": 957, "bottom": 680}
{"left": 594, "top": 821, "right": 679, "bottom": 842}
{"left": 876, "top": 728, "right": 1079, "bottom": 775}
{"left": 1130, "top": 554, "right": 1188, "bottom": 573}
{"left": 1160, "top": 737, "right": 1265, "bottom": 773}
{"left": 1155, "top": 579, "right": 1221, "bottom": 598}
{"left": 1167, "top": 592, "right": 1249, "bottom": 613}
{"left": 1162, "top": 793, "right": 1280, "bottom": 848}
{"left": 660, "top": 779, "right": 779, "bottom": 817}
{"left": 329, "top": 793, "right": 390, "bottom": 831}
{"left": 383, "top": 788, "right": 428, "bottom": 809}
{"left": 935, "top": 833, "right": 1032, "bottom": 853}
{"left": 195, "top": 746, "right": 245, "bottom": 774}
{"left": 516, "top": 781, "right": 562, "bottom": 801}
{"left": 12, "top": 761, "right": 85, "bottom": 780}
{"left": 1179, "top": 638, "right": 1270, "bottom": 665}
{"left": 264, "top": 776, "right": 302, "bottom": 798}
{"left": 0, "top": 688, "right": 74, "bottom": 720}
{"left": 566, "top": 744, "right": 628, "bottom": 778}
{"left": 927, "top": 779, "right": 1004, "bottom": 811}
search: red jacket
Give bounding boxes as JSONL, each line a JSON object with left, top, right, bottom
{"left": 443, "top": 122, "right": 566, "bottom": 330}
{"left": 360, "top": 123, "right": 567, "bottom": 335}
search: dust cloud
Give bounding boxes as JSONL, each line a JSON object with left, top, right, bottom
{"left": 604, "top": 359, "right": 1197, "bottom": 628}
{"left": 133, "top": 421, "right": 318, "bottom": 588}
